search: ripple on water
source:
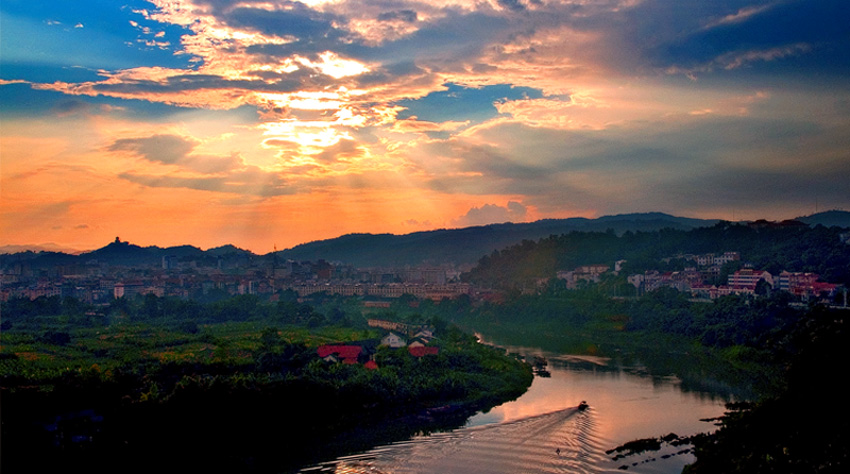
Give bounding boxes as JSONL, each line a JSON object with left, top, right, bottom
{"left": 302, "top": 407, "right": 614, "bottom": 474}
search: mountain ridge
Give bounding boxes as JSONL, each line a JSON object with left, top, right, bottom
{"left": 3, "top": 211, "right": 848, "bottom": 268}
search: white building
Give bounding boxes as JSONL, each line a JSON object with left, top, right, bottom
{"left": 380, "top": 332, "right": 407, "bottom": 348}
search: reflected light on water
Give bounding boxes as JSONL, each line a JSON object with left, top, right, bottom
{"left": 468, "top": 366, "right": 725, "bottom": 445}
{"left": 303, "top": 348, "right": 728, "bottom": 474}
{"left": 306, "top": 407, "right": 607, "bottom": 474}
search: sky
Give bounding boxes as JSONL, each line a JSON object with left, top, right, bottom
{"left": 2, "top": 0, "right": 849, "bottom": 253}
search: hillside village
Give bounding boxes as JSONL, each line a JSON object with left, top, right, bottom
{"left": 2, "top": 219, "right": 848, "bottom": 307}
{"left": 2, "top": 244, "right": 846, "bottom": 307}
{"left": 559, "top": 251, "right": 845, "bottom": 303}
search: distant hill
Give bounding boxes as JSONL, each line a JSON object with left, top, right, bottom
{"left": 795, "top": 210, "right": 850, "bottom": 228}
{"left": 0, "top": 243, "right": 84, "bottom": 255}
{"left": 275, "top": 213, "right": 722, "bottom": 267}
{"left": 4, "top": 212, "right": 845, "bottom": 269}
{"left": 0, "top": 239, "right": 257, "bottom": 269}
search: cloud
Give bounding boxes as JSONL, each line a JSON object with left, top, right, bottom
{"left": 109, "top": 134, "right": 196, "bottom": 165}
{"left": 118, "top": 168, "right": 295, "bottom": 197}
{"left": 391, "top": 117, "right": 470, "bottom": 133}
{"left": 452, "top": 201, "right": 528, "bottom": 227}
{"left": 107, "top": 133, "right": 295, "bottom": 196}
{"left": 700, "top": 4, "right": 775, "bottom": 30}
{"left": 378, "top": 10, "right": 418, "bottom": 23}
{"left": 402, "top": 218, "right": 432, "bottom": 227}
{"left": 108, "top": 134, "right": 246, "bottom": 173}
{"left": 51, "top": 99, "right": 98, "bottom": 116}
{"left": 3, "top": 0, "right": 850, "bottom": 252}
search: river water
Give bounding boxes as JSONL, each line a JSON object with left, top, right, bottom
{"left": 302, "top": 343, "right": 732, "bottom": 474}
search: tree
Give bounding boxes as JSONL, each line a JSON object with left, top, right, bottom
{"left": 259, "top": 327, "right": 281, "bottom": 352}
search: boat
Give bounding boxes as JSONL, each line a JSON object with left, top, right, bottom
{"left": 578, "top": 401, "right": 589, "bottom": 411}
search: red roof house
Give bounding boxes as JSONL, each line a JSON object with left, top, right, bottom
{"left": 317, "top": 345, "right": 362, "bottom": 363}
{"left": 408, "top": 346, "right": 439, "bottom": 357}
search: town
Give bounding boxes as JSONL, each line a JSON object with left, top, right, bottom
{"left": 0, "top": 237, "right": 473, "bottom": 305}
{"left": 2, "top": 238, "right": 845, "bottom": 307}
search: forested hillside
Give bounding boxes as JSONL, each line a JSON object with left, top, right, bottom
{"left": 463, "top": 222, "right": 850, "bottom": 289}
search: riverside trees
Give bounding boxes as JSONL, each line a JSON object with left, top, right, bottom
{"left": 0, "top": 293, "right": 532, "bottom": 474}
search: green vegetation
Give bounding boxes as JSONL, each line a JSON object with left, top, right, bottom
{"left": 0, "top": 294, "right": 532, "bottom": 474}
{"left": 464, "top": 223, "right": 850, "bottom": 289}
{"left": 380, "top": 286, "right": 808, "bottom": 398}
{"left": 684, "top": 306, "right": 848, "bottom": 474}
{"left": 3, "top": 220, "right": 848, "bottom": 473}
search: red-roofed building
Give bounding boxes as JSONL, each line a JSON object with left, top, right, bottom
{"left": 728, "top": 269, "right": 773, "bottom": 289}
{"left": 408, "top": 346, "right": 439, "bottom": 357}
{"left": 317, "top": 345, "right": 362, "bottom": 364}
{"left": 364, "top": 360, "right": 379, "bottom": 370}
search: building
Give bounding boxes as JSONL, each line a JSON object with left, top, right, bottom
{"left": 692, "top": 252, "right": 740, "bottom": 267}
{"left": 776, "top": 271, "right": 838, "bottom": 299}
{"left": 557, "top": 265, "right": 609, "bottom": 289}
{"left": 727, "top": 269, "right": 773, "bottom": 289}
{"left": 380, "top": 332, "right": 407, "bottom": 348}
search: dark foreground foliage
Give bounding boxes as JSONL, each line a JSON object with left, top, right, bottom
{"left": 684, "top": 307, "right": 849, "bottom": 473}
{"left": 0, "top": 295, "right": 533, "bottom": 474}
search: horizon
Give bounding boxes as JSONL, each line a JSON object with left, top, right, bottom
{"left": 2, "top": 1, "right": 849, "bottom": 254}
{"left": 3, "top": 208, "right": 846, "bottom": 255}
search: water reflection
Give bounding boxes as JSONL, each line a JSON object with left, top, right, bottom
{"left": 305, "top": 407, "right": 608, "bottom": 474}
{"left": 304, "top": 344, "right": 729, "bottom": 474}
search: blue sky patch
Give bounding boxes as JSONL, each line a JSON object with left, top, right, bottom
{"left": 396, "top": 83, "right": 545, "bottom": 123}
{"left": 0, "top": 0, "right": 193, "bottom": 72}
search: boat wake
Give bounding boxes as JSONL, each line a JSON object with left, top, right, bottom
{"left": 301, "top": 406, "right": 611, "bottom": 474}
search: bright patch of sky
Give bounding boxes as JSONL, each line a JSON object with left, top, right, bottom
{"left": 0, "top": 0, "right": 192, "bottom": 73}
{"left": 1, "top": 0, "right": 849, "bottom": 252}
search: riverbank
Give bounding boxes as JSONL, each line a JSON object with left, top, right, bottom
{"left": 1, "top": 320, "right": 533, "bottom": 474}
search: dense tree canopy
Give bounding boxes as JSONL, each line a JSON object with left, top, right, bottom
{"left": 463, "top": 223, "right": 850, "bottom": 289}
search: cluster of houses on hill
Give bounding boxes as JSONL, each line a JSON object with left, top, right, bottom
{"left": 627, "top": 267, "right": 842, "bottom": 302}
{"left": 691, "top": 269, "right": 841, "bottom": 301}
{"left": 316, "top": 319, "right": 439, "bottom": 369}
{"left": 556, "top": 250, "right": 845, "bottom": 303}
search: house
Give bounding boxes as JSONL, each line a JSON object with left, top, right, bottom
{"left": 408, "top": 336, "right": 431, "bottom": 348}
{"left": 557, "top": 264, "right": 609, "bottom": 289}
{"left": 413, "top": 328, "right": 434, "bottom": 340}
{"left": 408, "top": 346, "right": 439, "bottom": 357}
{"left": 317, "top": 345, "right": 362, "bottom": 364}
{"left": 380, "top": 332, "right": 407, "bottom": 348}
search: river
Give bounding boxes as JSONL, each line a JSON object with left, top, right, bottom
{"left": 301, "top": 339, "right": 732, "bottom": 474}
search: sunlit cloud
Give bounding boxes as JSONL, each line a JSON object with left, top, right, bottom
{"left": 2, "top": 0, "right": 849, "bottom": 251}
{"left": 392, "top": 117, "right": 470, "bottom": 133}
{"left": 701, "top": 4, "right": 776, "bottom": 30}
{"left": 665, "top": 43, "right": 813, "bottom": 78}
{"left": 452, "top": 201, "right": 529, "bottom": 227}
